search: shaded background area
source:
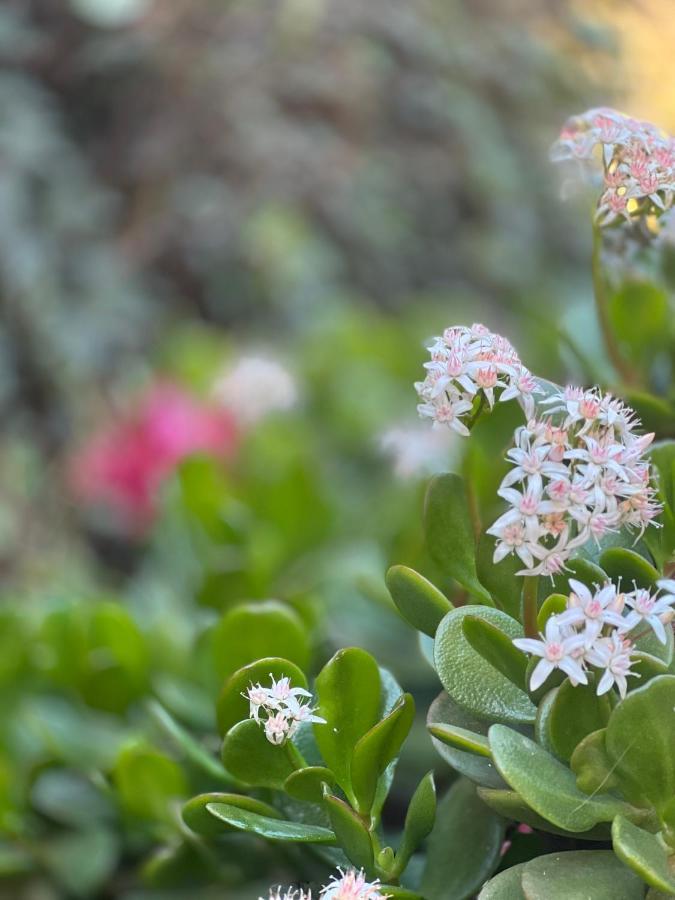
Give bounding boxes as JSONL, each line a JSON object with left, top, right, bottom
{"left": 0, "top": 1, "right": 674, "bottom": 897}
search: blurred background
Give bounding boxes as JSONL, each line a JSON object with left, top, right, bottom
{"left": 0, "top": 1, "right": 673, "bottom": 897}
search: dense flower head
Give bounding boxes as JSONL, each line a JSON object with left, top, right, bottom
{"left": 320, "top": 869, "right": 391, "bottom": 900}
{"left": 70, "top": 383, "right": 237, "bottom": 531}
{"left": 415, "top": 323, "right": 541, "bottom": 435}
{"left": 551, "top": 107, "right": 675, "bottom": 227}
{"left": 488, "top": 385, "right": 661, "bottom": 576}
{"left": 212, "top": 354, "right": 297, "bottom": 427}
{"left": 514, "top": 578, "right": 675, "bottom": 698}
{"left": 244, "top": 674, "right": 325, "bottom": 746}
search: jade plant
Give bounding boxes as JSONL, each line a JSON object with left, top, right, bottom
{"left": 176, "top": 108, "right": 675, "bottom": 899}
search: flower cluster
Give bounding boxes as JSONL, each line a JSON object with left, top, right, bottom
{"left": 212, "top": 354, "right": 297, "bottom": 427}
{"left": 551, "top": 107, "right": 675, "bottom": 226}
{"left": 514, "top": 578, "right": 675, "bottom": 699}
{"left": 488, "top": 386, "right": 661, "bottom": 577}
{"left": 261, "top": 870, "right": 390, "bottom": 900}
{"left": 245, "top": 675, "right": 325, "bottom": 746}
{"left": 415, "top": 324, "right": 540, "bottom": 435}
{"left": 320, "top": 869, "right": 390, "bottom": 900}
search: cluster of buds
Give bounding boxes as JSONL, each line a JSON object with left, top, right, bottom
{"left": 488, "top": 386, "right": 661, "bottom": 577}
{"left": 514, "top": 578, "right": 675, "bottom": 698}
{"left": 551, "top": 107, "right": 675, "bottom": 227}
{"left": 415, "top": 324, "right": 540, "bottom": 436}
{"left": 262, "top": 869, "right": 390, "bottom": 900}
{"left": 245, "top": 675, "right": 325, "bottom": 746}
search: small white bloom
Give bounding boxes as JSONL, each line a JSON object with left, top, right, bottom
{"left": 262, "top": 888, "right": 312, "bottom": 900}
{"left": 584, "top": 633, "right": 638, "bottom": 699}
{"left": 555, "top": 579, "right": 625, "bottom": 644}
{"left": 212, "top": 355, "right": 297, "bottom": 427}
{"left": 320, "top": 868, "right": 391, "bottom": 900}
{"left": 264, "top": 711, "right": 293, "bottom": 745}
{"left": 620, "top": 588, "right": 675, "bottom": 645}
{"left": 513, "top": 616, "right": 588, "bottom": 691}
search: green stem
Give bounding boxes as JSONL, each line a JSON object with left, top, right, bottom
{"left": 523, "top": 575, "right": 540, "bottom": 638}
{"left": 591, "top": 224, "right": 637, "bottom": 386}
{"left": 285, "top": 740, "right": 307, "bottom": 770}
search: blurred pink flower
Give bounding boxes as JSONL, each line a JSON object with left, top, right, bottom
{"left": 70, "top": 383, "right": 237, "bottom": 531}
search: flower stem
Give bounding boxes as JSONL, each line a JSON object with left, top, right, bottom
{"left": 591, "top": 224, "right": 637, "bottom": 386}
{"left": 285, "top": 740, "right": 307, "bottom": 770}
{"left": 523, "top": 575, "right": 540, "bottom": 638}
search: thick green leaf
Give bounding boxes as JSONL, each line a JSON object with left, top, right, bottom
{"left": 395, "top": 772, "right": 436, "bottom": 872}
{"left": 421, "top": 777, "right": 504, "bottom": 900}
{"left": 41, "top": 829, "right": 119, "bottom": 897}
{"left": 210, "top": 602, "right": 310, "bottom": 682}
{"left": 385, "top": 565, "right": 453, "bottom": 638}
{"left": 434, "top": 607, "right": 536, "bottom": 725}
{"left": 206, "top": 801, "right": 335, "bottom": 843}
{"left": 612, "top": 816, "right": 675, "bottom": 895}
{"left": 427, "top": 692, "right": 506, "bottom": 789}
{"left": 534, "top": 686, "right": 559, "bottom": 755}
{"left": 114, "top": 743, "right": 187, "bottom": 822}
{"left": 424, "top": 474, "right": 492, "bottom": 603}
{"left": 489, "top": 725, "right": 630, "bottom": 832}
{"left": 216, "top": 657, "right": 308, "bottom": 737}
{"left": 537, "top": 593, "right": 567, "bottom": 631}
{"left": 284, "top": 767, "right": 336, "bottom": 804}
{"left": 600, "top": 547, "right": 660, "bottom": 590}
{"left": 651, "top": 441, "right": 675, "bottom": 512}
{"left": 378, "top": 889, "right": 424, "bottom": 900}
{"left": 521, "top": 850, "right": 645, "bottom": 899}
{"left": 633, "top": 624, "right": 674, "bottom": 667}
{"left": 314, "top": 648, "right": 381, "bottom": 799}
{"left": 221, "top": 719, "right": 299, "bottom": 789}
{"left": 182, "top": 792, "right": 281, "bottom": 837}
{"left": 547, "top": 678, "right": 613, "bottom": 762}
{"left": 605, "top": 675, "right": 675, "bottom": 813}
{"left": 462, "top": 615, "right": 528, "bottom": 691}
{"left": 476, "top": 532, "right": 523, "bottom": 619}
{"left": 477, "top": 788, "right": 611, "bottom": 841}
{"left": 570, "top": 729, "right": 620, "bottom": 796}
{"left": 428, "top": 722, "right": 491, "bottom": 757}
{"left": 609, "top": 281, "right": 668, "bottom": 366}
{"left": 549, "top": 558, "right": 607, "bottom": 595}
{"left": 478, "top": 863, "right": 527, "bottom": 899}
{"left": 351, "top": 693, "right": 415, "bottom": 815}
{"left": 147, "top": 700, "right": 236, "bottom": 785}
{"left": 323, "top": 791, "right": 374, "bottom": 871}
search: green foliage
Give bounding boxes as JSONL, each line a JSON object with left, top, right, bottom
{"left": 488, "top": 725, "right": 631, "bottom": 832}
{"left": 206, "top": 801, "right": 336, "bottom": 843}
{"left": 385, "top": 565, "right": 453, "bottom": 638}
{"left": 481, "top": 851, "right": 645, "bottom": 899}
{"left": 210, "top": 601, "right": 311, "bottom": 683}
{"left": 424, "top": 474, "right": 492, "bottom": 603}
{"left": 434, "top": 606, "right": 536, "bottom": 724}
{"left": 313, "top": 648, "right": 382, "bottom": 801}
{"left": 220, "top": 719, "right": 300, "bottom": 790}
{"left": 421, "top": 777, "right": 504, "bottom": 900}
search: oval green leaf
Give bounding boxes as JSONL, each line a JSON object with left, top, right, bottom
{"left": 206, "top": 801, "right": 335, "bottom": 843}
{"left": 434, "top": 607, "right": 536, "bottom": 725}
{"left": 385, "top": 565, "right": 453, "bottom": 638}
